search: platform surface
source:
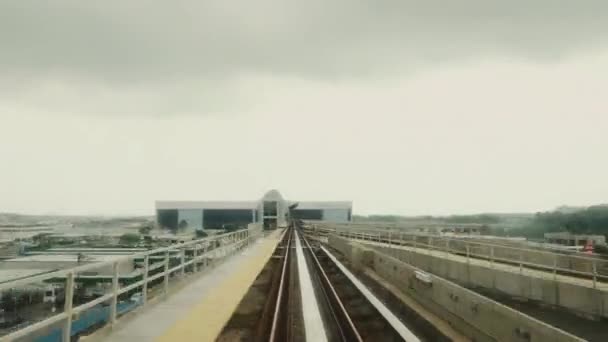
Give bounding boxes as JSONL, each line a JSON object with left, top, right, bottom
{"left": 99, "top": 230, "right": 283, "bottom": 342}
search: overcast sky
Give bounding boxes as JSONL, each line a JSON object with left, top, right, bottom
{"left": 1, "top": 1, "right": 607, "bottom": 216}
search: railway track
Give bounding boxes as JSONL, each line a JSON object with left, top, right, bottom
{"left": 218, "top": 225, "right": 424, "bottom": 341}
{"left": 216, "top": 229, "right": 295, "bottom": 342}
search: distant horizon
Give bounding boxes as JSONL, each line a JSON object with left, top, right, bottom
{"left": 1, "top": 202, "right": 605, "bottom": 219}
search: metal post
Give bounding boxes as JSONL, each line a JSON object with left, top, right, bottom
{"left": 592, "top": 260, "right": 597, "bottom": 289}
{"left": 519, "top": 252, "right": 523, "bottom": 274}
{"left": 445, "top": 239, "right": 449, "bottom": 256}
{"left": 465, "top": 244, "right": 471, "bottom": 285}
{"left": 193, "top": 244, "right": 198, "bottom": 273}
{"left": 429, "top": 237, "right": 433, "bottom": 254}
{"left": 553, "top": 255, "right": 557, "bottom": 281}
{"left": 408, "top": 239, "right": 412, "bottom": 264}
{"left": 142, "top": 255, "right": 149, "bottom": 304}
{"left": 164, "top": 251, "right": 170, "bottom": 295}
{"left": 228, "top": 236, "right": 232, "bottom": 257}
{"left": 62, "top": 272, "right": 74, "bottom": 342}
{"left": 110, "top": 262, "right": 119, "bottom": 326}
{"left": 490, "top": 246, "right": 494, "bottom": 269}
{"left": 180, "top": 248, "right": 186, "bottom": 277}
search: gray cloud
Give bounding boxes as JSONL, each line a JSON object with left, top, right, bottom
{"left": 1, "top": 2, "right": 608, "bottom": 215}
{"left": 1, "top": 0, "right": 607, "bottom": 83}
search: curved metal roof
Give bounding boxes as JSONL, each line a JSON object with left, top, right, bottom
{"left": 261, "top": 189, "right": 284, "bottom": 202}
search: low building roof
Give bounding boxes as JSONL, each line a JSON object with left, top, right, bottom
{"left": 0, "top": 269, "right": 50, "bottom": 284}
{"left": 544, "top": 232, "right": 605, "bottom": 239}
{"left": 3, "top": 254, "right": 125, "bottom": 263}
{"left": 156, "top": 201, "right": 258, "bottom": 210}
{"left": 291, "top": 201, "right": 353, "bottom": 210}
{"left": 27, "top": 248, "right": 146, "bottom": 256}
{"left": 45, "top": 247, "right": 146, "bottom": 252}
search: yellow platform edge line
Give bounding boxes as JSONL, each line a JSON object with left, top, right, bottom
{"left": 155, "top": 230, "right": 283, "bottom": 342}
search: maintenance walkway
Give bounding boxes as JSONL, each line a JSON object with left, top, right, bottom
{"left": 358, "top": 239, "right": 608, "bottom": 292}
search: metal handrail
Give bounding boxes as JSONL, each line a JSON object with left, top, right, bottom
{"left": 0, "top": 229, "right": 249, "bottom": 291}
{"left": 309, "top": 225, "right": 605, "bottom": 263}
{"left": 305, "top": 225, "right": 607, "bottom": 288}
{"left": 2, "top": 225, "right": 262, "bottom": 342}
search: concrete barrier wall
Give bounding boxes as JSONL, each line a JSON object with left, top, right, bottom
{"left": 328, "top": 235, "right": 352, "bottom": 260}
{"left": 365, "top": 243, "right": 608, "bottom": 320}
{"left": 328, "top": 236, "right": 585, "bottom": 342}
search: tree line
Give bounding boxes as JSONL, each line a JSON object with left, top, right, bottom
{"left": 510, "top": 205, "right": 608, "bottom": 239}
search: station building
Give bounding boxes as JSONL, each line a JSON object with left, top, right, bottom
{"left": 544, "top": 232, "right": 607, "bottom": 247}
{"left": 155, "top": 190, "right": 352, "bottom": 231}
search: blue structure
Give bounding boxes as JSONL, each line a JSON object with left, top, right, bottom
{"left": 33, "top": 300, "right": 141, "bottom": 342}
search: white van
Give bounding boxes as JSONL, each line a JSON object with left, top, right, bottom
{"left": 43, "top": 285, "right": 63, "bottom": 304}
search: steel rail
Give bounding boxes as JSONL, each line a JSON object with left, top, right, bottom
{"left": 300, "top": 230, "right": 363, "bottom": 342}
{"left": 269, "top": 228, "right": 292, "bottom": 341}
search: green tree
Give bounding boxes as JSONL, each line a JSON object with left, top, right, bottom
{"left": 513, "top": 206, "right": 608, "bottom": 239}
{"left": 222, "top": 224, "right": 240, "bottom": 233}
{"left": 178, "top": 220, "right": 189, "bottom": 231}
{"left": 195, "top": 229, "right": 208, "bottom": 239}
{"left": 0, "top": 290, "right": 20, "bottom": 313}
{"left": 119, "top": 233, "right": 141, "bottom": 246}
{"left": 138, "top": 226, "right": 152, "bottom": 235}
{"left": 32, "top": 233, "right": 52, "bottom": 250}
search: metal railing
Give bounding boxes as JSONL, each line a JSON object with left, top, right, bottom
{"left": 1, "top": 225, "right": 262, "bottom": 342}
{"left": 303, "top": 224, "right": 608, "bottom": 288}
